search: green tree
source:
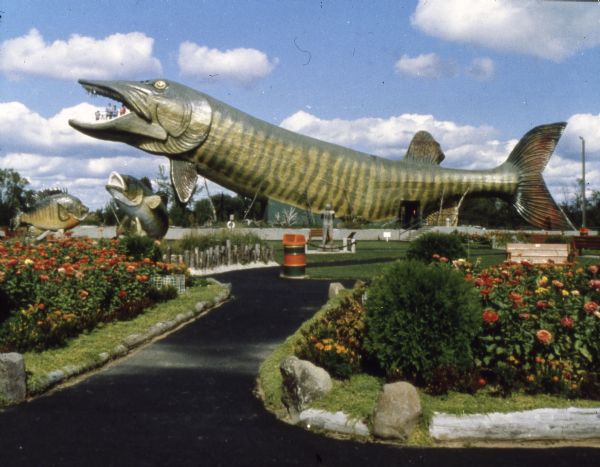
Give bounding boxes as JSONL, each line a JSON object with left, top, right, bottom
{"left": 0, "top": 168, "right": 35, "bottom": 227}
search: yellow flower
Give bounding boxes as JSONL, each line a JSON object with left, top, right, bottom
{"left": 538, "top": 276, "right": 548, "bottom": 287}
{"left": 571, "top": 290, "right": 580, "bottom": 296}
{"left": 535, "top": 287, "right": 549, "bottom": 295}
{"left": 24, "top": 258, "right": 33, "bottom": 265}
{"left": 562, "top": 289, "right": 570, "bottom": 297}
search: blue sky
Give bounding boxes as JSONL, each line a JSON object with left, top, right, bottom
{"left": 1, "top": 0, "right": 600, "bottom": 212}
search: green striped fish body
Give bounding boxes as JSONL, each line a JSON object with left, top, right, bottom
{"left": 191, "top": 98, "right": 518, "bottom": 221}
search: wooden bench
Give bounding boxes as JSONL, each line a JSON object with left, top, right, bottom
{"left": 308, "top": 228, "right": 325, "bottom": 243}
{"left": 571, "top": 236, "right": 600, "bottom": 256}
{"left": 506, "top": 243, "right": 572, "bottom": 264}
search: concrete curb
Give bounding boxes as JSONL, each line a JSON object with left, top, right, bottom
{"left": 28, "top": 280, "right": 232, "bottom": 397}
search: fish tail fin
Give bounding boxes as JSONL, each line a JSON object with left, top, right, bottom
{"left": 502, "top": 122, "right": 574, "bottom": 230}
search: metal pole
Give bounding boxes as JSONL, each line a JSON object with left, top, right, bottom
{"left": 580, "top": 136, "right": 586, "bottom": 228}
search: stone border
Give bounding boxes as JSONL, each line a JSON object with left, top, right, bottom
{"left": 430, "top": 408, "right": 600, "bottom": 442}
{"left": 27, "top": 279, "right": 232, "bottom": 397}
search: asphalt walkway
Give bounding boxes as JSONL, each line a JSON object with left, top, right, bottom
{"left": 0, "top": 267, "right": 599, "bottom": 466}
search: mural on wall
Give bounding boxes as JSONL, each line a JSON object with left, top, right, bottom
{"left": 69, "top": 79, "right": 574, "bottom": 231}
{"left": 105, "top": 172, "right": 169, "bottom": 239}
{"left": 12, "top": 189, "right": 89, "bottom": 234}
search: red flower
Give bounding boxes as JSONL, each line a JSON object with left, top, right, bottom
{"left": 519, "top": 312, "right": 530, "bottom": 320}
{"left": 482, "top": 309, "right": 499, "bottom": 324}
{"left": 589, "top": 279, "right": 600, "bottom": 291}
{"left": 118, "top": 290, "right": 128, "bottom": 299}
{"left": 536, "top": 300, "right": 549, "bottom": 309}
{"left": 560, "top": 316, "right": 574, "bottom": 329}
{"left": 536, "top": 329, "right": 553, "bottom": 345}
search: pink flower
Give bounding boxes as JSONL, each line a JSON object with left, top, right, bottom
{"left": 560, "top": 316, "right": 574, "bottom": 329}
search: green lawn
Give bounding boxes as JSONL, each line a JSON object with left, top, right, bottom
{"left": 270, "top": 240, "right": 506, "bottom": 280}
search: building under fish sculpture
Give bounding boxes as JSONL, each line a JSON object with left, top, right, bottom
{"left": 70, "top": 79, "right": 574, "bottom": 231}
{"left": 105, "top": 172, "right": 169, "bottom": 239}
{"left": 12, "top": 189, "right": 89, "bottom": 234}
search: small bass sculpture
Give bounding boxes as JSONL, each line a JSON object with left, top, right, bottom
{"left": 13, "top": 189, "right": 89, "bottom": 232}
{"left": 70, "top": 79, "right": 574, "bottom": 230}
{"left": 105, "top": 172, "right": 169, "bottom": 239}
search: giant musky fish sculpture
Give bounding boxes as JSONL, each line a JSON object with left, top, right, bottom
{"left": 69, "top": 79, "right": 574, "bottom": 230}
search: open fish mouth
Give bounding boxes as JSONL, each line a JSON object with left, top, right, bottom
{"left": 69, "top": 80, "right": 168, "bottom": 141}
{"left": 106, "top": 171, "right": 142, "bottom": 207}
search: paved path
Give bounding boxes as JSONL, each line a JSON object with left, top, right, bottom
{"left": 1, "top": 267, "right": 599, "bottom": 466}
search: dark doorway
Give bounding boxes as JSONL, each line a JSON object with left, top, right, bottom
{"left": 400, "top": 200, "right": 420, "bottom": 229}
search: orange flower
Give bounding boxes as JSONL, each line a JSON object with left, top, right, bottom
{"left": 482, "top": 309, "right": 499, "bottom": 324}
{"left": 584, "top": 301, "right": 599, "bottom": 313}
{"left": 536, "top": 329, "right": 553, "bottom": 345}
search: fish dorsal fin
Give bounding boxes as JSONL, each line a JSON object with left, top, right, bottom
{"left": 170, "top": 159, "right": 198, "bottom": 203}
{"left": 405, "top": 131, "right": 445, "bottom": 165}
{"left": 144, "top": 195, "right": 163, "bottom": 210}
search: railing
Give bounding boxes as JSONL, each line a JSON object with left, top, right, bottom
{"left": 163, "top": 242, "right": 274, "bottom": 270}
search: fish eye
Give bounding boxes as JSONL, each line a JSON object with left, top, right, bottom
{"left": 154, "top": 80, "right": 167, "bottom": 90}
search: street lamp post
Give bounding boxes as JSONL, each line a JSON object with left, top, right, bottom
{"left": 580, "top": 136, "right": 586, "bottom": 229}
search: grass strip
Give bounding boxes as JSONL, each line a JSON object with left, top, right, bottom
{"left": 22, "top": 281, "right": 227, "bottom": 396}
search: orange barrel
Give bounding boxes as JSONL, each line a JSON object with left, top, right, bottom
{"left": 282, "top": 233, "right": 306, "bottom": 279}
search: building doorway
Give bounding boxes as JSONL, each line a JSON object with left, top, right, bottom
{"left": 400, "top": 201, "right": 420, "bottom": 229}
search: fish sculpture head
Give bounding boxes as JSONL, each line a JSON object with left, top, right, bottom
{"left": 105, "top": 172, "right": 155, "bottom": 208}
{"left": 69, "top": 79, "right": 212, "bottom": 155}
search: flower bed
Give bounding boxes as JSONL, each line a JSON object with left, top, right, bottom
{"left": 0, "top": 237, "right": 187, "bottom": 352}
{"left": 294, "top": 258, "right": 600, "bottom": 399}
{"left": 462, "top": 259, "right": 600, "bottom": 398}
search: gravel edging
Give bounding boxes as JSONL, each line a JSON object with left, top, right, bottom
{"left": 28, "top": 279, "right": 232, "bottom": 397}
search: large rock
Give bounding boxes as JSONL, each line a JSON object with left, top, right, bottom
{"left": 280, "top": 356, "right": 332, "bottom": 417}
{"left": 328, "top": 282, "right": 345, "bottom": 299}
{"left": 372, "top": 381, "right": 422, "bottom": 440}
{"left": 0, "top": 353, "right": 27, "bottom": 404}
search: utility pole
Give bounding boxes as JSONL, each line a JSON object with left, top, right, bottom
{"left": 580, "top": 136, "right": 586, "bottom": 228}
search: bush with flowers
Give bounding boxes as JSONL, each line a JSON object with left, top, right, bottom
{"left": 294, "top": 284, "right": 367, "bottom": 378}
{"left": 0, "top": 236, "right": 187, "bottom": 352}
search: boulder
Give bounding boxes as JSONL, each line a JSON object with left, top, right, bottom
{"left": 280, "top": 356, "right": 332, "bottom": 417}
{"left": 328, "top": 282, "right": 345, "bottom": 299}
{"left": 372, "top": 381, "right": 422, "bottom": 440}
{"left": 0, "top": 353, "right": 27, "bottom": 404}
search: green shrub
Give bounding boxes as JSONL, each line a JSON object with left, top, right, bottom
{"left": 120, "top": 234, "right": 162, "bottom": 261}
{"left": 295, "top": 285, "right": 367, "bottom": 378}
{"left": 363, "top": 260, "right": 481, "bottom": 393}
{"left": 406, "top": 232, "right": 466, "bottom": 263}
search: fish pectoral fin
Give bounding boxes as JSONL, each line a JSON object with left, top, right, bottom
{"left": 57, "top": 203, "right": 70, "bottom": 222}
{"left": 170, "top": 160, "right": 198, "bottom": 203}
{"left": 145, "top": 195, "right": 163, "bottom": 210}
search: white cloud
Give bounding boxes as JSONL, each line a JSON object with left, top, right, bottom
{"left": 0, "top": 29, "right": 162, "bottom": 80}
{"left": 178, "top": 42, "right": 278, "bottom": 84}
{"left": 466, "top": 57, "right": 495, "bottom": 80}
{"left": 412, "top": 0, "right": 600, "bottom": 62}
{"left": 394, "top": 53, "right": 456, "bottom": 79}
{"left": 0, "top": 101, "right": 127, "bottom": 154}
{"left": 280, "top": 110, "right": 495, "bottom": 159}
